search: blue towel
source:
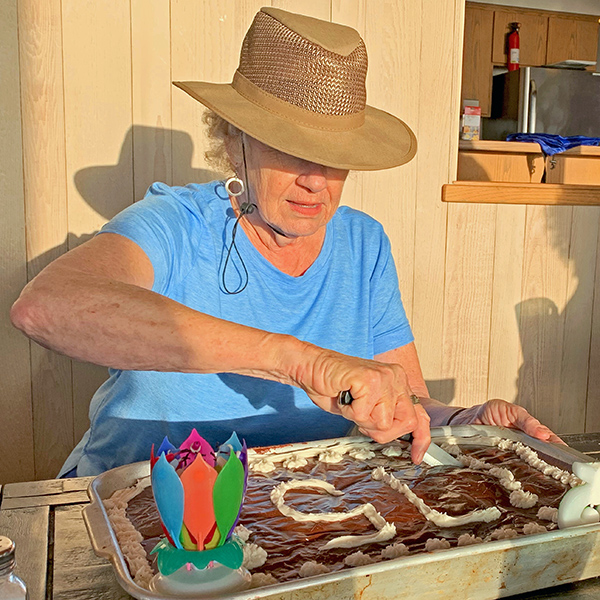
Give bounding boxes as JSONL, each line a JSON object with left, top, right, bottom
{"left": 506, "top": 133, "right": 600, "bottom": 156}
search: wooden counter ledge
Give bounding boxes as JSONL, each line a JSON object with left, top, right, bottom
{"left": 449, "top": 140, "right": 600, "bottom": 205}
{"left": 443, "top": 181, "right": 600, "bottom": 205}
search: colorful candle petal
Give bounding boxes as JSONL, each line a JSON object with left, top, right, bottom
{"left": 204, "top": 522, "right": 221, "bottom": 549}
{"left": 221, "top": 432, "right": 243, "bottom": 453}
{"left": 213, "top": 451, "right": 245, "bottom": 545}
{"left": 179, "top": 523, "right": 197, "bottom": 551}
{"left": 229, "top": 441, "right": 248, "bottom": 534}
{"left": 240, "top": 440, "right": 248, "bottom": 491}
{"left": 150, "top": 430, "right": 249, "bottom": 560}
{"left": 180, "top": 428, "right": 215, "bottom": 467}
{"left": 150, "top": 444, "right": 158, "bottom": 469}
{"left": 216, "top": 431, "right": 243, "bottom": 467}
{"left": 157, "top": 436, "right": 177, "bottom": 457}
{"left": 151, "top": 453, "right": 184, "bottom": 549}
{"left": 180, "top": 453, "right": 217, "bottom": 550}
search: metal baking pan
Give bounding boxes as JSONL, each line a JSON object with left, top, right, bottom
{"left": 83, "top": 425, "right": 600, "bottom": 600}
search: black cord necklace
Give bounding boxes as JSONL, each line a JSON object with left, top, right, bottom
{"left": 222, "top": 137, "right": 256, "bottom": 295}
{"left": 221, "top": 201, "right": 255, "bottom": 295}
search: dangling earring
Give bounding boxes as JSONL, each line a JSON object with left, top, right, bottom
{"left": 225, "top": 175, "right": 245, "bottom": 197}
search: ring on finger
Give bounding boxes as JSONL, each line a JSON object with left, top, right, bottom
{"left": 410, "top": 394, "right": 420, "bottom": 405}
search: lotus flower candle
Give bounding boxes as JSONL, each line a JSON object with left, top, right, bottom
{"left": 148, "top": 430, "right": 250, "bottom": 595}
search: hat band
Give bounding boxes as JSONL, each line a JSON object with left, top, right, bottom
{"left": 232, "top": 71, "right": 365, "bottom": 132}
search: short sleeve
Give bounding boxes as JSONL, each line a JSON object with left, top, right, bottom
{"left": 369, "top": 230, "right": 414, "bottom": 355}
{"left": 98, "top": 182, "right": 205, "bottom": 295}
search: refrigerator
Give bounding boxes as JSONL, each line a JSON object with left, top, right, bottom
{"left": 484, "top": 66, "right": 600, "bottom": 140}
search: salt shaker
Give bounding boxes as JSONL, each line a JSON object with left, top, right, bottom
{"left": 0, "top": 537, "right": 27, "bottom": 600}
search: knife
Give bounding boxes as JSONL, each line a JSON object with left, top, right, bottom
{"left": 338, "top": 390, "right": 462, "bottom": 467}
{"left": 402, "top": 434, "right": 463, "bottom": 467}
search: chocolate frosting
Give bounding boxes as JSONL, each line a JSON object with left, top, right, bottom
{"left": 124, "top": 443, "right": 567, "bottom": 583}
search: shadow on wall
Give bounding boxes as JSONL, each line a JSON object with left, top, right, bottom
{"left": 426, "top": 379, "right": 455, "bottom": 406}
{"left": 73, "top": 125, "right": 221, "bottom": 221}
{"left": 27, "top": 126, "right": 221, "bottom": 478}
{"left": 514, "top": 206, "right": 598, "bottom": 434}
{"left": 498, "top": 210, "right": 599, "bottom": 599}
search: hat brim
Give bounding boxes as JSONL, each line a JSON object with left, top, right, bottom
{"left": 173, "top": 81, "right": 417, "bottom": 171}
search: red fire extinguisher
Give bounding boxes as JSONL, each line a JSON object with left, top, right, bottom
{"left": 508, "top": 22, "right": 520, "bottom": 71}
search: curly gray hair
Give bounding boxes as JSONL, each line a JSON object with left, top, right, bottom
{"left": 202, "top": 110, "right": 242, "bottom": 175}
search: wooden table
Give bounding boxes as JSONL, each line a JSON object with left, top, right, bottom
{"left": 2, "top": 433, "right": 600, "bottom": 600}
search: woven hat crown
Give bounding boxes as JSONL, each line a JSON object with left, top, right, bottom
{"left": 172, "top": 6, "right": 417, "bottom": 170}
{"left": 234, "top": 8, "right": 367, "bottom": 120}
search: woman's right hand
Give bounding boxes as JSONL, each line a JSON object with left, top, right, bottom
{"left": 295, "top": 347, "right": 431, "bottom": 463}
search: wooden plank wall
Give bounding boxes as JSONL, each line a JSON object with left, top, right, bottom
{"left": 1, "top": 0, "right": 35, "bottom": 481}
{"left": 2, "top": 0, "right": 597, "bottom": 483}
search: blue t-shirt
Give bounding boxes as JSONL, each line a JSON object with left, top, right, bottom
{"left": 59, "top": 181, "right": 413, "bottom": 476}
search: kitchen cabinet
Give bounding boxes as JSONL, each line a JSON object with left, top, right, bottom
{"left": 461, "top": 6, "right": 494, "bottom": 116}
{"left": 546, "top": 15, "right": 599, "bottom": 65}
{"left": 463, "top": 3, "right": 599, "bottom": 121}
{"left": 457, "top": 140, "right": 544, "bottom": 183}
{"left": 492, "top": 12, "right": 547, "bottom": 67}
{"left": 546, "top": 146, "right": 600, "bottom": 185}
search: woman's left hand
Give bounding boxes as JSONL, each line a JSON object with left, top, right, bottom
{"left": 451, "top": 398, "right": 565, "bottom": 445}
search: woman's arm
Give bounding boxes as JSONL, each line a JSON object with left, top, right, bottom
{"left": 375, "top": 343, "right": 459, "bottom": 424}
{"left": 11, "top": 233, "right": 426, "bottom": 448}
{"left": 11, "top": 233, "right": 296, "bottom": 376}
{"left": 375, "top": 343, "right": 564, "bottom": 444}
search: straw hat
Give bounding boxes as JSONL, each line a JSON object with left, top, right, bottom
{"left": 173, "top": 7, "right": 417, "bottom": 171}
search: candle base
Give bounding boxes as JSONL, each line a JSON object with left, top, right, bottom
{"left": 149, "top": 563, "right": 251, "bottom": 597}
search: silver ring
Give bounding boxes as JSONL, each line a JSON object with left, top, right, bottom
{"left": 410, "top": 394, "right": 420, "bottom": 405}
{"left": 338, "top": 390, "right": 353, "bottom": 406}
{"left": 225, "top": 175, "right": 245, "bottom": 197}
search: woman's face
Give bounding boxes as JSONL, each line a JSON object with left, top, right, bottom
{"left": 237, "top": 136, "right": 349, "bottom": 241}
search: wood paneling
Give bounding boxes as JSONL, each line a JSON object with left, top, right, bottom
{"left": 131, "top": 0, "right": 173, "bottom": 197}
{"left": 0, "top": 0, "right": 35, "bottom": 484}
{"left": 412, "top": 0, "right": 464, "bottom": 404}
{"left": 586, "top": 223, "right": 600, "bottom": 432}
{"left": 5, "top": 0, "right": 600, "bottom": 483}
{"left": 362, "top": 1, "right": 421, "bottom": 322}
{"left": 171, "top": 2, "right": 263, "bottom": 186}
{"left": 518, "top": 206, "right": 572, "bottom": 424}
{"left": 443, "top": 203, "right": 497, "bottom": 406}
{"left": 332, "top": 0, "right": 365, "bottom": 213}
{"left": 559, "top": 207, "right": 599, "bottom": 432}
{"left": 487, "top": 204, "right": 526, "bottom": 402}
{"left": 62, "top": 0, "right": 135, "bottom": 461}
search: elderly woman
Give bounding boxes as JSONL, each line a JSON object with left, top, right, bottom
{"left": 11, "top": 8, "right": 559, "bottom": 477}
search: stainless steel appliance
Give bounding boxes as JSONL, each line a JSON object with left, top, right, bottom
{"left": 484, "top": 66, "right": 600, "bottom": 140}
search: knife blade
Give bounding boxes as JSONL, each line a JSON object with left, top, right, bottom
{"left": 421, "top": 440, "right": 463, "bottom": 467}
{"left": 399, "top": 433, "right": 462, "bottom": 467}
{"left": 337, "top": 390, "right": 462, "bottom": 467}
